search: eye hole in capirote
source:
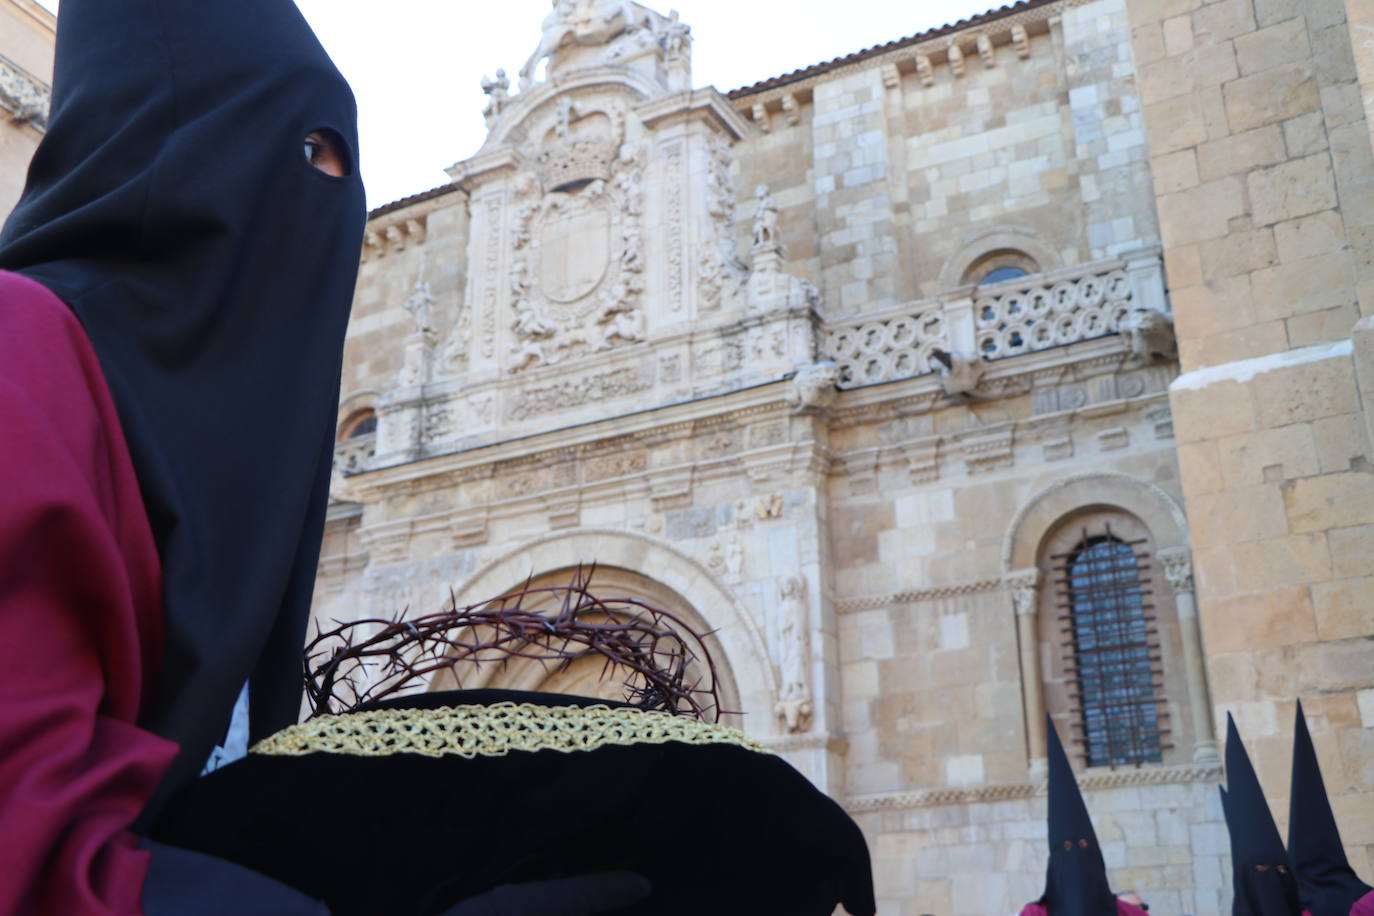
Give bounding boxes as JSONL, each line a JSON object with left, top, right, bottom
{"left": 1062, "top": 841, "right": 1073, "bottom": 851}
{"left": 1078, "top": 839, "right": 1089, "bottom": 848}
{"left": 303, "top": 128, "right": 349, "bottom": 178}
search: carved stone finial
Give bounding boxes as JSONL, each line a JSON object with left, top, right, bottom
{"left": 788, "top": 362, "right": 840, "bottom": 414}
{"left": 1159, "top": 547, "right": 1195, "bottom": 594}
{"left": 931, "top": 348, "right": 986, "bottom": 398}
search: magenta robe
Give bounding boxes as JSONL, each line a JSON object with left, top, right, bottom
{"left": 1019, "top": 901, "right": 1150, "bottom": 916}
{"left": 0, "top": 270, "right": 176, "bottom": 914}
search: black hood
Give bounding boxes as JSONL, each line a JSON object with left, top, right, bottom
{"left": 1039, "top": 716, "right": 1118, "bottom": 916}
{"left": 0, "top": 0, "right": 366, "bottom": 822}
{"left": 1222, "top": 715, "right": 1303, "bottom": 916}
{"left": 1288, "top": 701, "right": 1372, "bottom": 916}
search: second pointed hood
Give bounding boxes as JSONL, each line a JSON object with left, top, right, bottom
{"left": 1288, "top": 701, "right": 1372, "bottom": 916}
{"left": 1222, "top": 714, "right": 1303, "bottom": 916}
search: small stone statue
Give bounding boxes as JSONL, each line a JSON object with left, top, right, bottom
{"left": 480, "top": 69, "right": 510, "bottom": 127}
{"left": 658, "top": 9, "right": 690, "bottom": 58}
{"left": 402, "top": 280, "right": 437, "bottom": 343}
{"left": 768, "top": 574, "right": 812, "bottom": 733}
{"left": 752, "top": 184, "right": 780, "bottom": 249}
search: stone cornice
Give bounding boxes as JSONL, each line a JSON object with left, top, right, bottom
{"left": 636, "top": 87, "right": 751, "bottom": 140}
{"left": 844, "top": 762, "right": 1223, "bottom": 813}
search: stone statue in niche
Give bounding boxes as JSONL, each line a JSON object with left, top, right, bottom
{"left": 768, "top": 574, "right": 813, "bottom": 733}
{"left": 1120, "top": 308, "right": 1177, "bottom": 364}
{"left": 480, "top": 69, "right": 510, "bottom": 128}
{"left": 788, "top": 361, "right": 840, "bottom": 414}
{"left": 752, "top": 184, "right": 780, "bottom": 250}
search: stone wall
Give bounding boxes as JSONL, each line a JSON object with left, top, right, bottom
{"left": 1124, "top": 0, "right": 1374, "bottom": 878}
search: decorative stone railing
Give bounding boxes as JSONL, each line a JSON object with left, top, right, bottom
{"left": 822, "top": 254, "right": 1165, "bottom": 390}
{"left": 333, "top": 434, "right": 376, "bottom": 474}
{"left": 822, "top": 308, "right": 949, "bottom": 388}
{"left": 974, "top": 265, "right": 1133, "bottom": 360}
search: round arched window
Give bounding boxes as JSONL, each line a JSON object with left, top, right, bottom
{"left": 339, "top": 409, "right": 377, "bottom": 441}
{"left": 963, "top": 249, "right": 1040, "bottom": 287}
{"left": 980, "top": 265, "right": 1031, "bottom": 285}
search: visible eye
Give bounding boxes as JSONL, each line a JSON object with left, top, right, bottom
{"left": 1078, "top": 839, "right": 1089, "bottom": 849}
{"left": 1276, "top": 865, "right": 1289, "bottom": 874}
{"left": 303, "top": 129, "right": 348, "bottom": 178}
{"left": 1255, "top": 864, "right": 1270, "bottom": 871}
{"left": 1063, "top": 841, "right": 1073, "bottom": 851}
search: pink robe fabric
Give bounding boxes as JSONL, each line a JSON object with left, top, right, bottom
{"left": 1353, "top": 890, "right": 1374, "bottom": 916}
{"left": 0, "top": 270, "right": 176, "bottom": 914}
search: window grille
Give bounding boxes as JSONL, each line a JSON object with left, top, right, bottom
{"left": 1052, "top": 524, "right": 1169, "bottom": 767}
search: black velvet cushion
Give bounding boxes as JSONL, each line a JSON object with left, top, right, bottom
{"left": 148, "top": 690, "right": 875, "bottom": 916}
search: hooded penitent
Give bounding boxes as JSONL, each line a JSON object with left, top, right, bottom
{"left": 1288, "top": 701, "right": 1373, "bottom": 916}
{"left": 0, "top": 0, "right": 367, "bottom": 821}
{"left": 1222, "top": 714, "right": 1304, "bottom": 916}
{"left": 1038, "top": 715, "right": 1119, "bottom": 916}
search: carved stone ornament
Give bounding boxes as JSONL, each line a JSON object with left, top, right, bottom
{"left": 1004, "top": 568, "right": 1041, "bottom": 617}
{"left": 505, "top": 98, "right": 647, "bottom": 373}
{"left": 517, "top": 0, "right": 681, "bottom": 91}
{"left": 0, "top": 54, "right": 50, "bottom": 129}
{"left": 697, "top": 130, "right": 745, "bottom": 312}
{"left": 1120, "top": 307, "right": 1177, "bottom": 364}
{"left": 395, "top": 281, "right": 438, "bottom": 389}
{"left": 931, "top": 348, "right": 986, "bottom": 398}
{"left": 788, "top": 361, "right": 840, "bottom": 414}
{"left": 768, "top": 574, "right": 813, "bottom": 733}
{"left": 480, "top": 69, "right": 511, "bottom": 128}
{"left": 1159, "top": 547, "right": 1194, "bottom": 594}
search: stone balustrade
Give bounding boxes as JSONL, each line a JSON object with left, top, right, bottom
{"left": 821, "top": 254, "right": 1166, "bottom": 390}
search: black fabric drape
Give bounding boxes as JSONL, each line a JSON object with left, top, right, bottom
{"left": 148, "top": 689, "right": 877, "bottom": 916}
{"left": 0, "top": 0, "right": 367, "bottom": 822}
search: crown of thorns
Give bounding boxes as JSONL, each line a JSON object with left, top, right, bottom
{"left": 304, "top": 565, "right": 729, "bottom": 722}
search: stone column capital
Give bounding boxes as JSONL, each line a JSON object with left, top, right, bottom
{"left": 1004, "top": 567, "right": 1042, "bottom": 616}
{"left": 1158, "top": 546, "right": 1194, "bottom": 594}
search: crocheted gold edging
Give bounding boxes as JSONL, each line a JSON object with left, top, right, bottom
{"left": 250, "top": 702, "right": 772, "bottom": 759}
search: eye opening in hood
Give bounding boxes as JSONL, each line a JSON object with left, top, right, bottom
{"left": 300, "top": 125, "right": 354, "bottom": 181}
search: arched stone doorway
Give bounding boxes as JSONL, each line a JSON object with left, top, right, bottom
{"left": 431, "top": 529, "right": 775, "bottom": 735}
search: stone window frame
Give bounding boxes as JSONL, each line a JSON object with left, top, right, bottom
{"left": 1038, "top": 508, "right": 1180, "bottom": 770}
{"left": 1002, "top": 472, "right": 1218, "bottom": 776}
{"left": 937, "top": 225, "right": 1063, "bottom": 292}
{"left": 338, "top": 407, "right": 378, "bottom": 441}
{"left": 962, "top": 248, "right": 1041, "bottom": 287}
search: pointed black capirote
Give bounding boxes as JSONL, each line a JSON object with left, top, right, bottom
{"left": 1222, "top": 714, "right": 1304, "bottom": 916}
{"left": 1038, "top": 715, "right": 1118, "bottom": 916}
{"left": 1288, "top": 700, "right": 1372, "bottom": 916}
{"left": 0, "top": 0, "right": 367, "bottom": 824}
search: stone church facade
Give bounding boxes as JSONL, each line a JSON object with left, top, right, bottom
{"left": 320, "top": 1, "right": 1374, "bottom": 914}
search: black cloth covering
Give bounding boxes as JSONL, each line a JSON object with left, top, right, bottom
{"left": 1221, "top": 714, "right": 1303, "bottom": 916}
{"left": 0, "top": 0, "right": 367, "bottom": 823}
{"left": 148, "top": 690, "right": 877, "bottom": 916}
{"left": 1036, "top": 715, "right": 1119, "bottom": 916}
{"left": 1288, "top": 701, "right": 1373, "bottom": 916}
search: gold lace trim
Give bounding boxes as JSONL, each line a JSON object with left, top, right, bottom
{"left": 251, "top": 702, "right": 771, "bottom": 759}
